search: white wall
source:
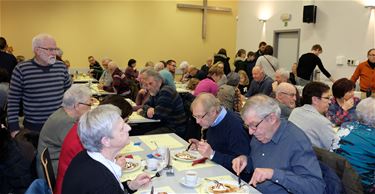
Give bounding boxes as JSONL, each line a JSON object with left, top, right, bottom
{"left": 237, "top": 0, "right": 375, "bottom": 82}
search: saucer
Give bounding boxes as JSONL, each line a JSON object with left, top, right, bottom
{"left": 179, "top": 177, "right": 202, "bottom": 188}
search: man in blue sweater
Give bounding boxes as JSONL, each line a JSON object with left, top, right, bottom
{"left": 189, "top": 93, "right": 251, "bottom": 175}
{"left": 7, "top": 34, "right": 71, "bottom": 137}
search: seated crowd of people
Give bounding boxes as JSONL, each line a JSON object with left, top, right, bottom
{"left": 0, "top": 34, "right": 374, "bottom": 194}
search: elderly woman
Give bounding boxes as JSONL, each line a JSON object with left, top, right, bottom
{"left": 334, "top": 97, "right": 375, "bottom": 193}
{"left": 326, "top": 78, "right": 360, "bottom": 126}
{"left": 62, "top": 104, "right": 150, "bottom": 194}
{"left": 179, "top": 61, "right": 190, "bottom": 83}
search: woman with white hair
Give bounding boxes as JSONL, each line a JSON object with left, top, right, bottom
{"left": 179, "top": 61, "right": 190, "bottom": 83}
{"left": 62, "top": 104, "right": 151, "bottom": 194}
{"left": 334, "top": 97, "right": 375, "bottom": 193}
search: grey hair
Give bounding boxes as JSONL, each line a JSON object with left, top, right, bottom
{"left": 143, "top": 68, "right": 163, "bottom": 83}
{"left": 179, "top": 61, "right": 190, "bottom": 70}
{"left": 191, "top": 92, "right": 221, "bottom": 113}
{"left": 78, "top": 104, "right": 122, "bottom": 152}
{"left": 275, "top": 68, "right": 289, "bottom": 80}
{"left": 241, "top": 94, "right": 281, "bottom": 119}
{"left": 32, "top": 33, "right": 54, "bottom": 52}
{"left": 62, "top": 85, "right": 92, "bottom": 109}
{"left": 101, "top": 57, "right": 112, "bottom": 63}
{"left": 108, "top": 61, "right": 119, "bottom": 69}
{"left": 154, "top": 62, "right": 165, "bottom": 72}
{"left": 275, "top": 82, "right": 295, "bottom": 95}
{"left": 356, "top": 97, "right": 375, "bottom": 127}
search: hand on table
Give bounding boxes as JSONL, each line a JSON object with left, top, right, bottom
{"left": 128, "top": 173, "right": 151, "bottom": 190}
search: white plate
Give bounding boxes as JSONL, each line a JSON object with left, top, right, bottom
{"left": 179, "top": 177, "right": 203, "bottom": 188}
{"left": 206, "top": 180, "right": 249, "bottom": 194}
{"left": 142, "top": 163, "right": 164, "bottom": 173}
{"left": 172, "top": 150, "right": 202, "bottom": 162}
{"left": 122, "top": 159, "right": 141, "bottom": 173}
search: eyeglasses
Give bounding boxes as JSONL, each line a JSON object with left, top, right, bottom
{"left": 281, "top": 92, "right": 296, "bottom": 97}
{"left": 246, "top": 113, "right": 271, "bottom": 129}
{"left": 193, "top": 112, "right": 208, "bottom": 120}
{"left": 38, "top": 47, "right": 59, "bottom": 52}
{"left": 368, "top": 54, "right": 375, "bottom": 57}
{"left": 78, "top": 102, "right": 92, "bottom": 107}
{"left": 319, "top": 96, "right": 330, "bottom": 100}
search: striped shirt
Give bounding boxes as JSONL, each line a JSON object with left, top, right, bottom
{"left": 7, "top": 59, "right": 71, "bottom": 132}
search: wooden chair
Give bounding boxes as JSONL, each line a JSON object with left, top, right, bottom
{"left": 40, "top": 148, "right": 56, "bottom": 191}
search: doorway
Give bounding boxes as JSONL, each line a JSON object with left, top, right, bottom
{"left": 273, "top": 29, "right": 300, "bottom": 71}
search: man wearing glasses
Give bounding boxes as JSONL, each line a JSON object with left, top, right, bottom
{"left": 351, "top": 48, "right": 375, "bottom": 96}
{"left": 274, "top": 82, "right": 298, "bottom": 119}
{"left": 232, "top": 94, "right": 325, "bottom": 194}
{"left": 289, "top": 82, "right": 339, "bottom": 150}
{"left": 189, "top": 93, "right": 250, "bottom": 178}
{"left": 7, "top": 33, "right": 71, "bottom": 137}
{"left": 36, "top": 85, "right": 92, "bottom": 180}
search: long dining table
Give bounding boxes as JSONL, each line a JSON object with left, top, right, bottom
{"left": 118, "top": 133, "right": 261, "bottom": 194}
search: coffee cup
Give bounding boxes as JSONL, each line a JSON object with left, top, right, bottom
{"left": 185, "top": 171, "right": 198, "bottom": 186}
{"left": 146, "top": 158, "right": 158, "bottom": 171}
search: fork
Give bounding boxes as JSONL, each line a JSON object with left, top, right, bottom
{"left": 204, "top": 178, "right": 221, "bottom": 184}
{"left": 150, "top": 172, "right": 161, "bottom": 180}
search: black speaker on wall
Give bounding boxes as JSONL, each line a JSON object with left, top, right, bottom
{"left": 303, "top": 5, "right": 317, "bottom": 23}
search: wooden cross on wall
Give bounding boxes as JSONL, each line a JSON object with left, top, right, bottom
{"left": 177, "top": 0, "right": 232, "bottom": 39}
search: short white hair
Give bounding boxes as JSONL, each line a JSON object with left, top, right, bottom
{"left": 154, "top": 62, "right": 165, "bottom": 72}
{"left": 78, "top": 104, "right": 122, "bottom": 152}
{"left": 241, "top": 94, "right": 281, "bottom": 119}
{"left": 179, "top": 61, "right": 190, "bottom": 70}
{"left": 356, "top": 97, "right": 375, "bottom": 127}
{"left": 275, "top": 68, "right": 289, "bottom": 80}
{"left": 32, "top": 33, "right": 54, "bottom": 52}
{"left": 62, "top": 85, "right": 92, "bottom": 109}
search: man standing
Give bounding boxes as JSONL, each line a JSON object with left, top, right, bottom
{"left": 245, "top": 66, "right": 273, "bottom": 97}
{"left": 232, "top": 95, "right": 325, "bottom": 194}
{"left": 140, "top": 69, "right": 185, "bottom": 137}
{"left": 351, "top": 48, "right": 375, "bottom": 94}
{"left": 274, "top": 83, "right": 297, "bottom": 119}
{"left": 254, "top": 41, "right": 267, "bottom": 61}
{"left": 7, "top": 34, "right": 71, "bottom": 136}
{"left": 297, "top": 44, "right": 334, "bottom": 86}
{"left": 189, "top": 93, "right": 250, "bottom": 174}
{"left": 0, "top": 37, "right": 17, "bottom": 82}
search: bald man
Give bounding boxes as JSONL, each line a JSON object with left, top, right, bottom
{"left": 245, "top": 65, "right": 273, "bottom": 97}
{"left": 275, "top": 83, "right": 297, "bottom": 118}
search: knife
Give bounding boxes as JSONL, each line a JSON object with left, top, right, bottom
{"left": 150, "top": 186, "right": 154, "bottom": 194}
{"left": 238, "top": 173, "right": 241, "bottom": 187}
{"left": 185, "top": 142, "right": 193, "bottom": 151}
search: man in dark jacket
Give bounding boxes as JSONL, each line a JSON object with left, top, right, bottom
{"left": 0, "top": 37, "right": 17, "bottom": 82}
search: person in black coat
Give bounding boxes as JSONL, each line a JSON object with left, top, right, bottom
{"left": 214, "top": 48, "right": 231, "bottom": 75}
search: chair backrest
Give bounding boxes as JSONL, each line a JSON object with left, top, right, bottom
{"left": 25, "top": 179, "right": 52, "bottom": 194}
{"left": 40, "top": 148, "right": 56, "bottom": 191}
{"left": 313, "top": 147, "right": 364, "bottom": 194}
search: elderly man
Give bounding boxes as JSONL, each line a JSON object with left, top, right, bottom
{"left": 274, "top": 82, "right": 297, "bottom": 118}
{"left": 200, "top": 57, "right": 213, "bottom": 77}
{"left": 351, "top": 48, "right": 375, "bottom": 94}
{"left": 36, "top": 84, "right": 92, "bottom": 178}
{"left": 289, "top": 82, "right": 339, "bottom": 150}
{"left": 98, "top": 57, "right": 113, "bottom": 88}
{"left": 272, "top": 68, "right": 289, "bottom": 92}
{"left": 7, "top": 34, "right": 71, "bottom": 136}
{"left": 103, "top": 61, "right": 131, "bottom": 96}
{"left": 232, "top": 94, "right": 325, "bottom": 194}
{"left": 140, "top": 69, "right": 186, "bottom": 136}
{"left": 245, "top": 65, "right": 273, "bottom": 97}
{"left": 189, "top": 93, "right": 250, "bottom": 174}
{"left": 62, "top": 105, "right": 151, "bottom": 194}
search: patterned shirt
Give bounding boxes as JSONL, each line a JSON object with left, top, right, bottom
{"left": 326, "top": 97, "right": 360, "bottom": 126}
